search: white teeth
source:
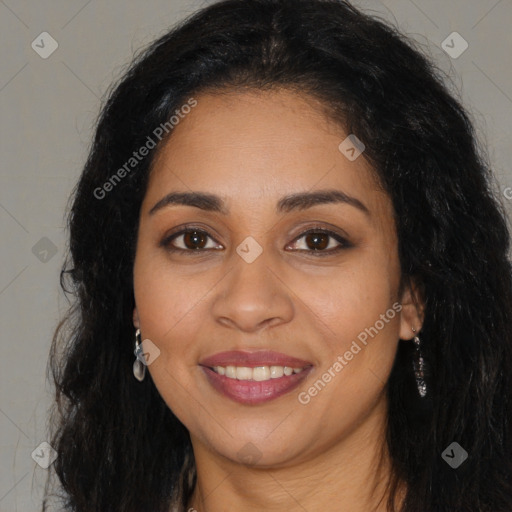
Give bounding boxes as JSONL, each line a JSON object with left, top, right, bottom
{"left": 270, "top": 365, "right": 284, "bottom": 378}
{"left": 225, "top": 365, "right": 237, "bottom": 378}
{"left": 212, "top": 365, "right": 306, "bottom": 381}
{"left": 253, "top": 366, "right": 271, "bottom": 381}
{"left": 236, "top": 366, "right": 253, "bottom": 380}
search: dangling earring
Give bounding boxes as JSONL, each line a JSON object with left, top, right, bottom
{"left": 412, "top": 327, "right": 427, "bottom": 398}
{"left": 133, "top": 328, "right": 146, "bottom": 382}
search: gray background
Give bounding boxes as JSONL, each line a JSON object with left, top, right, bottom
{"left": 1, "top": 1, "right": 511, "bottom": 510}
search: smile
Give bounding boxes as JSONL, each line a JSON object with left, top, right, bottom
{"left": 211, "top": 365, "right": 306, "bottom": 381}
{"left": 200, "top": 350, "right": 313, "bottom": 405}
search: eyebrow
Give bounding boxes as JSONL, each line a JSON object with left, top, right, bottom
{"left": 148, "top": 189, "right": 370, "bottom": 216}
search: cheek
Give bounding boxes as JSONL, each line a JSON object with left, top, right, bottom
{"left": 134, "top": 249, "right": 208, "bottom": 336}
{"left": 133, "top": 256, "right": 208, "bottom": 420}
{"left": 296, "top": 256, "right": 399, "bottom": 347}
{"left": 132, "top": 255, "right": 210, "bottom": 384}
{"left": 305, "top": 284, "right": 401, "bottom": 394}
{"left": 294, "top": 251, "right": 401, "bottom": 398}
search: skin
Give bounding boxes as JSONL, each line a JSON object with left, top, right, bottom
{"left": 132, "top": 88, "right": 423, "bottom": 512}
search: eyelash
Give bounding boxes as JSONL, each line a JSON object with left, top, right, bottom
{"left": 160, "top": 224, "right": 352, "bottom": 257}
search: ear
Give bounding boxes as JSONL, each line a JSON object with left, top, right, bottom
{"left": 133, "top": 307, "right": 140, "bottom": 329}
{"left": 398, "top": 277, "right": 424, "bottom": 340}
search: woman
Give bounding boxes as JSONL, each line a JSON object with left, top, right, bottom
{"left": 43, "top": 0, "right": 512, "bottom": 511}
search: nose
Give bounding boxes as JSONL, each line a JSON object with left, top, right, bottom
{"left": 211, "top": 248, "right": 294, "bottom": 333}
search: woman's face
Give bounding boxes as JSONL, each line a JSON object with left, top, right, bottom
{"left": 133, "top": 89, "right": 421, "bottom": 467}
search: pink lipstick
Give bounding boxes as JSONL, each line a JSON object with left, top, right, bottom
{"left": 200, "top": 350, "right": 313, "bottom": 405}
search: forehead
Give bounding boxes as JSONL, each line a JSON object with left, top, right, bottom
{"left": 144, "top": 89, "right": 386, "bottom": 216}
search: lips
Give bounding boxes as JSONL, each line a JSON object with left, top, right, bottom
{"left": 200, "top": 350, "right": 312, "bottom": 368}
{"left": 199, "top": 350, "right": 313, "bottom": 405}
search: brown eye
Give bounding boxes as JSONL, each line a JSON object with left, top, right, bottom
{"left": 304, "top": 232, "right": 329, "bottom": 250}
{"left": 161, "top": 228, "right": 223, "bottom": 253}
{"left": 182, "top": 230, "right": 208, "bottom": 249}
{"left": 287, "top": 228, "right": 351, "bottom": 256}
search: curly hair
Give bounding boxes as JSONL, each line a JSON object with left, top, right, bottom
{"left": 43, "top": 1, "right": 512, "bottom": 511}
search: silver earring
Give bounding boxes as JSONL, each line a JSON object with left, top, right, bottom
{"left": 133, "top": 329, "right": 146, "bottom": 382}
{"left": 412, "top": 327, "right": 427, "bottom": 398}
